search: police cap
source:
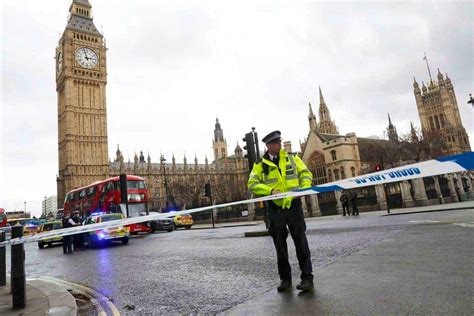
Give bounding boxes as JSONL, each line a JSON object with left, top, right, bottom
{"left": 262, "top": 130, "right": 281, "bottom": 144}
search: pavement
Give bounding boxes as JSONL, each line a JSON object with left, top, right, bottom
{"left": 223, "top": 210, "right": 474, "bottom": 315}
{"left": 0, "top": 278, "right": 76, "bottom": 315}
{"left": 0, "top": 200, "right": 472, "bottom": 315}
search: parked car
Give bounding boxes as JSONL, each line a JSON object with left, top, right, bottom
{"left": 37, "top": 221, "right": 63, "bottom": 249}
{"left": 7, "top": 218, "right": 41, "bottom": 236}
{"left": 172, "top": 213, "right": 193, "bottom": 230}
{"left": 148, "top": 212, "right": 174, "bottom": 233}
{"left": 83, "top": 213, "right": 130, "bottom": 248}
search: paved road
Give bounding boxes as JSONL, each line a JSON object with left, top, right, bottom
{"left": 6, "top": 208, "right": 474, "bottom": 314}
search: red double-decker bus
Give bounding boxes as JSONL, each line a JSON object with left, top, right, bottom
{"left": 0, "top": 208, "right": 7, "bottom": 228}
{"left": 63, "top": 175, "right": 150, "bottom": 234}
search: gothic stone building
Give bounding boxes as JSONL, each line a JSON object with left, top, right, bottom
{"left": 109, "top": 119, "right": 249, "bottom": 213}
{"left": 300, "top": 85, "right": 473, "bottom": 216}
{"left": 413, "top": 69, "right": 471, "bottom": 155}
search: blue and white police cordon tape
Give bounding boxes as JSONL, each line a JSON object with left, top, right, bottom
{"left": 1, "top": 152, "right": 472, "bottom": 247}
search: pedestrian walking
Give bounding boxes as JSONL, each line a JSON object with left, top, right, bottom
{"left": 340, "top": 191, "right": 350, "bottom": 216}
{"left": 247, "top": 130, "right": 314, "bottom": 292}
{"left": 350, "top": 191, "right": 359, "bottom": 216}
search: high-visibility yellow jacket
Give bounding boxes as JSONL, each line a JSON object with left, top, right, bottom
{"left": 247, "top": 149, "right": 313, "bottom": 209}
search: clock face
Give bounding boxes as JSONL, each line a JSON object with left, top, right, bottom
{"left": 75, "top": 47, "right": 98, "bottom": 69}
{"left": 57, "top": 51, "right": 63, "bottom": 73}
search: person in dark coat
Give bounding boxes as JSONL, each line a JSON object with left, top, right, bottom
{"left": 72, "top": 211, "right": 84, "bottom": 250}
{"left": 62, "top": 215, "right": 76, "bottom": 254}
{"left": 340, "top": 191, "right": 350, "bottom": 216}
{"left": 350, "top": 191, "right": 359, "bottom": 216}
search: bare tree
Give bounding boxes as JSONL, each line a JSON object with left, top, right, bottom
{"left": 399, "top": 126, "right": 446, "bottom": 162}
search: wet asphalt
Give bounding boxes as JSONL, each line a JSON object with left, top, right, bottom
{"left": 6, "top": 209, "right": 474, "bottom": 314}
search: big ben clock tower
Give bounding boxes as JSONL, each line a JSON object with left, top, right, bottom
{"left": 56, "top": 0, "right": 109, "bottom": 206}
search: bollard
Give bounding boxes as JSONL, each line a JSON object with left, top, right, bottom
{"left": 11, "top": 225, "right": 25, "bottom": 309}
{"left": 0, "top": 231, "right": 5, "bottom": 286}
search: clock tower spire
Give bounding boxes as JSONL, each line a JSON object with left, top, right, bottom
{"left": 56, "top": 0, "right": 109, "bottom": 207}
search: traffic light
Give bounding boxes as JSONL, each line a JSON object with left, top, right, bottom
{"left": 374, "top": 165, "right": 382, "bottom": 172}
{"left": 204, "top": 183, "right": 211, "bottom": 198}
{"left": 243, "top": 132, "right": 257, "bottom": 171}
{"left": 119, "top": 174, "right": 128, "bottom": 203}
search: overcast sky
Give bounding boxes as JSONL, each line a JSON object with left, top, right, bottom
{"left": 1, "top": 0, "right": 473, "bottom": 216}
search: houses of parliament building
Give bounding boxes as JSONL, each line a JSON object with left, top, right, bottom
{"left": 56, "top": 0, "right": 472, "bottom": 214}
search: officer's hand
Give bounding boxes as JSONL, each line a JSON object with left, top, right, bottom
{"left": 271, "top": 189, "right": 281, "bottom": 195}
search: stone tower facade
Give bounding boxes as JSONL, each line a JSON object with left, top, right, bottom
{"left": 308, "top": 102, "right": 318, "bottom": 131}
{"left": 212, "top": 118, "right": 228, "bottom": 161}
{"left": 56, "top": 0, "right": 109, "bottom": 206}
{"left": 414, "top": 69, "right": 471, "bottom": 156}
{"left": 387, "top": 113, "right": 399, "bottom": 142}
{"left": 317, "top": 87, "right": 339, "bottom": 134}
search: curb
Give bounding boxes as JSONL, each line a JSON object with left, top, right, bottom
{"left": 244, "top": 230, "right": 269, "bottom": 237}
{"left": 40, "top": 277, "right": 120, "bottom": 316}
{"left": 29, "top": 278, "right": 77, "bottom": 316}
{"left": 381, "top": 206, "right": 473, "bottom": 217}
{"left": 190, "top": 223, "right": 262, "bottom": 230}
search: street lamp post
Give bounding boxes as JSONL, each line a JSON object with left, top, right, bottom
{"left": 160, "top": 155, "right": 170, "bottom": 211}
{"left": 43, "top": 196, "right": 47, "bottom": 218}
{"left": 23, "top": 201, "right": 27, "bottom": 215}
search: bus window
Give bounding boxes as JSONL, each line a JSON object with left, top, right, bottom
{"left": 86, "top": 186, "right": 96, "bottom": 196}
{"left": 127, "top": 181, "right": 146, "bottom": 189}
{"left": 105, "top": 182, "right": 115, "bottom": 192}
{"left": 67, "top": 193, "right": 75, "bottom": 201}
{"left": 79, "top": 190, "right": 86, "bottom": 199}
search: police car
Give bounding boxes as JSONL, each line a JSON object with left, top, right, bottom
{"left": 37, "top": 221, "right": 63, "bottom": 249}
{"left": 172, "top": 213, "right": 193, "bottom": 230}
{"left": 84, "top": 213, "right": 130, "bottom": 248}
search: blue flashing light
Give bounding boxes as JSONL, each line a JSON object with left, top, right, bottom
{"left": 98, "top": 233, "right": 105, "bottom": 239}
{"left": 91, "top": 211, "right": 106, "bottom": 216}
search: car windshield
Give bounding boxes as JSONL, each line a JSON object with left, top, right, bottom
{"left": 43, "top": 223, "right": 61, "bottom": 231}
{"left": 100, "top": 214, "right": 123, "bottom": 222}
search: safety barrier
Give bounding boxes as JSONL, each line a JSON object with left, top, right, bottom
{"left": 0, "top": 152, "right": 472, "bottom": 248}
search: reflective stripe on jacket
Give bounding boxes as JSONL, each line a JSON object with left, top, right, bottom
{"left": 247, "top": 149, "right": 313, "bottom": 209}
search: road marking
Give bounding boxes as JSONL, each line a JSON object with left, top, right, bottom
{"left": 453, "top": 222, "right": 474, "bottom": 228}
{"left": 408, "top": 220, "right": 441, "bottom": 223}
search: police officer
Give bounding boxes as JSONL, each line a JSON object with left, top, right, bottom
{"left": 62, "top": 214, "right": 77, "bottom": 254}
{"left": 350, "top": 190, "right": 359, "bottom": 216}
{"left": 340, "top": 191, "right": 350, "bottom": 216}
{"left": 248, "top": 130, "right": 314, "bottom": 292}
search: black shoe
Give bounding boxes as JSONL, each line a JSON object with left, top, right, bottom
{"left": 277, "top": 280, "right": 292, "bottom": 292}
{"left": 296, "top": 279, "right": 314, "bottom": 291}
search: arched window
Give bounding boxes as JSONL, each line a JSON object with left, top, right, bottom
{"left": 328, "top": 169, "right": 333, "bottom": 182}
{"left": 429, "top": 116, "right": 435, "bottom": 130}
{"left": 307, "top": 151, "right": 327, "bottom": 184}
{"left": 439, "top": 114, "right": 445, "bottom": 127}
{"left": 434, "top": 115, "right": 440, "bottom": 129}
{"left": 351, "top": 167, "right": 356, "bottom": 177}
{"left": 334, "top": 169, "right": 340, "bottom": 181}
{"left": 340, "top": 166, "right": 345, "bottom": 179}
{"left": 331, "top": 150, "right": 337, "bottom": 161}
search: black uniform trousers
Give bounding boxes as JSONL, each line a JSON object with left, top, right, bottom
{"left": 267, "top": 198, "right": 313, "bottom": 282}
